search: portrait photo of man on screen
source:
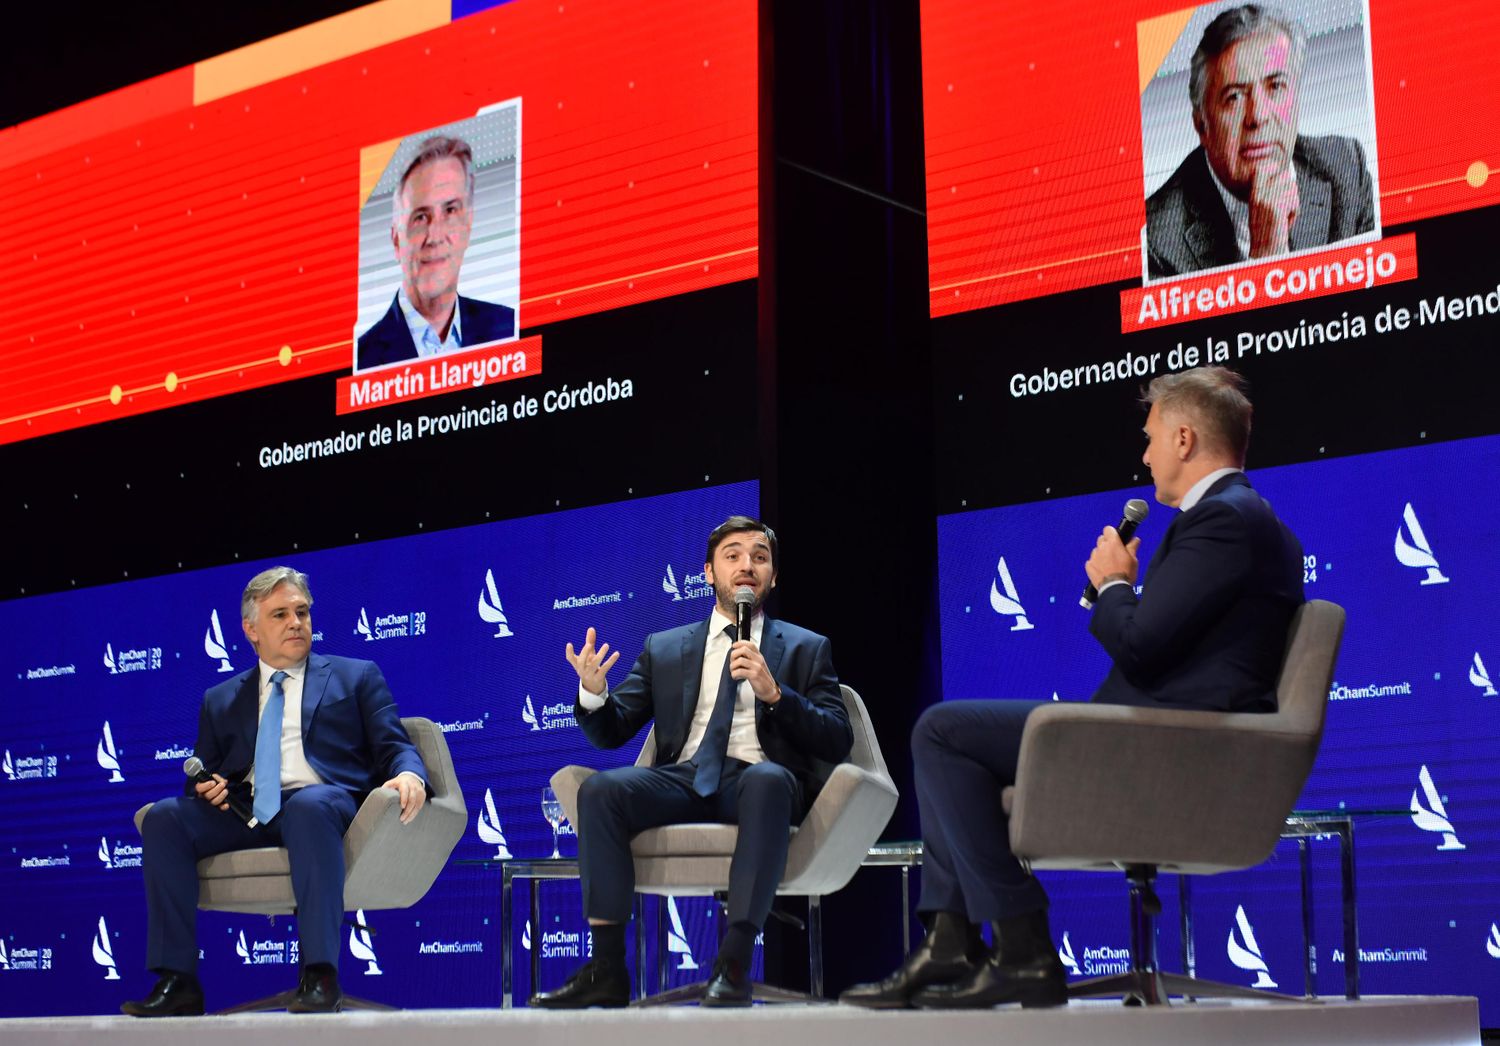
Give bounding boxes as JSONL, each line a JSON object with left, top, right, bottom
{"left": 353, "top": 103, "right": 520, "bottom": 372}
{"left": 1140, "top": 2, "right": 1380, "bottom": 280}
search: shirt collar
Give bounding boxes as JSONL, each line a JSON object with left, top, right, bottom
{"left": 396, "top": 286, "right": 462, "bottom": 352}
{"left": 258, "top": 657, "right": 308, "bottom": 687}
{"left": 710, "top": 606, "right": 762, "bottom": 641}
{"left": 1179, "top": 467, "right": 1243, "bottom": 512}
{"left": 1203, "top": 153, "right": 1251, "bottom": 261}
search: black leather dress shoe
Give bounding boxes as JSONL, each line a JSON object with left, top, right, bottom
{"left": 529, "top": 958, "right": 629, "bottom": 1009}
{"left": 911, "top": 950, "right": 1068, "bottom": 1010}
{"left": 120, "top": 971, "right": 205, "bottom": 1017}
{"left": 288, "top": 962, "right": 344, "bottom": 1013}
{"left": 840, "top": 915, "right": 984, "bottom": 1009}
{"left": 701, "top": 956, "right": 751, "bottom": 1007}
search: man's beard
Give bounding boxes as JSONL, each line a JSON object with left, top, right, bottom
{"left": 714, "top": 576, "right": 765, "bottom": 618}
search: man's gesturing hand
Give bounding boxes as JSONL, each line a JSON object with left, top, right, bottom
{"left": 566, "top": 627, "right": 620, "bottom": 696}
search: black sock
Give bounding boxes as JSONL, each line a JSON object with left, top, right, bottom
{"left": 718, "top": 920, "right": 757, "bottom": 969}
{"left": 591, "top": 922, "right": 626, "bottom": 966}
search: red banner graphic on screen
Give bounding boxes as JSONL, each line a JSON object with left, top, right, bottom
{"left": 1120, "top": 234, "right": 1418, "bottom": 332}
{"left": 335, "top": 337, "right": 542, "bottom": 415}
{"left": 0, "top": 0, "right": 756, "bottom": 445}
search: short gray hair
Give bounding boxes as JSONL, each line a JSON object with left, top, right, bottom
{"left": 1142, "top": 366, "right": 1252, "bottom": 465}
{"left": 392, "top": 135, "right": 476, "bottom": 225}
{"left": 241, "top": 567, "right": 312, "bottom": 622}
{"left": 1189, "top": 5, "right": 1306, "bottom": 116}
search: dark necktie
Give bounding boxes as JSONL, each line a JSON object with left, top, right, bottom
{"left": 692, "top": 624, "right": 739, "bottom": 797}
{"left": 252, "top": 670, "right": 288, "bottom": 824}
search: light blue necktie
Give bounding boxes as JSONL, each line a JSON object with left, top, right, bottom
{"left": 253, "top": 670, "right": 288, "bottom": 824}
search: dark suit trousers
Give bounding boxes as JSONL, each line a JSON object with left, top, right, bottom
{"left": 576, "top": 759, "right": 800, "bottom": 928}
{"left": 140, "top": 784, "right": 358, "bottom": 973}
{"left": 913, "top": 700, "right": 1050, "bottom": 923}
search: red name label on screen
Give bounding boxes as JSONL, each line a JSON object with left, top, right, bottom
{"left": 335, "top": 338, "right": 543, "bottom": 415}
{"left": 1120, "top": 234, "right": 1419, "bottom": 333}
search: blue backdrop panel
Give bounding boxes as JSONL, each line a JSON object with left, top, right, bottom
{"left": 0, "top": 480, "right": 756, "bottom": 1013}
{"left": 936, "top": 433, "right": 1500, "bottom": 1021}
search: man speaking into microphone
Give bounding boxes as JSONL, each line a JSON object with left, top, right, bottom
{"left": 843, "top": 366, "right": 1304, "bottom": 1010}
{"left": 532, "top": 516, "right": 850, "bottom": 1008}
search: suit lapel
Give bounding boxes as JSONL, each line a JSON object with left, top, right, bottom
{"left": 232, "top": 668, "right": 260, "bottom": 750}
{"left": 679, "top": 620, "right": 709, "bottom": 726}
{"left": 756, "top": 617, "right": 787, "bottom": 725}
{"left": 1290, "top": 161, "right": 1331, "bottom": 251}
{"left": 301, "top": 653, "right": 331, "bottom": 740}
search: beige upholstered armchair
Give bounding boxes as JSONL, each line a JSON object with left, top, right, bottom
{"left": 1005, "top": 599, "right": 1345, "bottom": 1005}
{"left": 550, "top": 683, "right": 899, "bottom": 1003}
{"left": 133, "top": 716, "right": 466, "bottom": 1012}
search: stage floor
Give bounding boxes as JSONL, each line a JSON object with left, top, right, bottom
{"left": 0, "top": 995, "right": 1482, "bottom": 1046}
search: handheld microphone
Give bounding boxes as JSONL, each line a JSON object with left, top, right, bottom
{"left": 184, "top": 757, "right": 260, "bottom": 828}
{"left": 1080, "top": 498, "right": 1150, "bottom": 609}
{"left": 734, "top": 586, "right": 755, "bottom": 642}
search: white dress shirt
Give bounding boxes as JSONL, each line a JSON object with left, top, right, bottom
{"left": 578, "top": 609, "right": 768, "bottom": 767}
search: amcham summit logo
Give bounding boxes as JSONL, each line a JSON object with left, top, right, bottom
{"left": 97, "top": 722, "right": 124, "bottom": 783}
{"left": 479, "top": 570, "right": 515, "bottom": 638}
{"left": 1470, "top": 652, "right": 1497, "bottom": 696}
{"left": 1410, "top": 764, "right": 1466, "bottom": 851}
{"left": 1227, "top": 904, "right": 1276, "bottom": 988}
{"left": 477, "top": 788, "right": 514, "bottom": 859}
{"left": 662, "top": 564, "right": 712, "bottom": 602}
{"left": 92, "top": 916, "right": 120, "bottom": 980}
{"left": 205, "top": 609, "right": 234, "bottom": 673}
{"left": 990, "top": 556, "right": 1034, "bottom": 631}
{"left": 1394, "top": 503, "right": 1449, "bottom": 585}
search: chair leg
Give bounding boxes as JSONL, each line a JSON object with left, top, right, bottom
{"left": 1065, "top": 866, "right": 1319, "bottom": 1007}
{"left": 215, "top": 989, "right": 397, "bottom": 1014}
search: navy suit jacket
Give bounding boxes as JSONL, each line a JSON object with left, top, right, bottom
{"left": 356, "top": 292, "right": 516, "bottom": 371}
{"left": 575, "top": 616, "right": 852, "bottom": 813}
{"left": 1089, "top": 473, "right": 1304, "bottom": 713}
{"left": 191, "top": 652, "right": 426, "bottom": 804}
{"left": 1146, "top": 135, "right": 1376, "bottom": 279}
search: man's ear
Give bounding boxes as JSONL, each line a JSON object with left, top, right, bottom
{"left": 1177, "top": 423, "right": 1197, "bottom": 460}
{"left": 1191, "top": 108, "right": 1206, "bottom": 141}
{"left": 703, "top": 562, "right": 715, "bottom": 586}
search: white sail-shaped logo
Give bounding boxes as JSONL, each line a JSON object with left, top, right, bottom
{"left": 477, "top": 788, "right": 514, "bottom": 859}
{"left": 3, "top": 750, "right": 14, "bottom": 780}
{"left": 522, "top": 919, "right": 532, "bottom": 952}
{"left": 666, "top": 897, "right": 698, "bottom": 970}
{"left": 1394, "top": 503, "right": 1450, "bottom": 585}
{"left": 1470, "top": 653, "right": 1497, "bottom": 697}
{"left": 522, "top": 696, "right": 540, "bottom": 732}
{"left": 989, "top": 556, "right": 1035, "bottom": 631}
{"left": 98, "top": 836, "right": 113, "bottom": 868}
{"left": 663, "top": 564, "right": 682, "bottom": 600}
{"left": 1057, "top": 931, "right": 1080, "bottom": 976}
{"left": 355, "top": 608, "right": 374, "bottom": 641}
{"left": 1486, "top": 923, "right": 1500, "bottom": 960}
{"left": 236, "top": 930, "right": 252, "bottom": 964}
{"left": 478, "top": 569, "right": 514, "bottom": 637}
{"left": 1410, "top": 764, "right": 1466, "bottom": 850}
{"left": 103, "top": 643, "right": 117, "bottom": 674}
{"left": 1226, "top": 904, "right": 1277, "bottom": 988}
{"left": 93, "top": 916, "right": 120, "bottom": 980}
{"left": 98, "top": 721, "right": 124, "bottom": 782}
{"left": 0, "top": 940, "right": 9, "bottom": 969}
{"left": 349, "top": 909, "right": 383, "bottom": 975}
{"left": 205, "top": 609, "right": 234, "bottom": 672}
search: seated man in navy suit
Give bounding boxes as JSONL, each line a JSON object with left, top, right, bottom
{"left": 356, "top": 135, "right": 515, "bottom": 371}
{"left": 843, "top": 366, "right": 1304, "bottom": 1009}
{"left": 531, "top": 516, "right": 852, "bottom": 1008}
{"left": 122, "top": 567, "right": 428, "bottom": 1016}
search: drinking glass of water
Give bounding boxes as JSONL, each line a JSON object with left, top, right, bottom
{"left": 541, "top": 786, "right": 565, "bottom": 859}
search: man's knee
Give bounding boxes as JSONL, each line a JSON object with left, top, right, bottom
{"left": 278, "top": 787, "right": 350, "bottom": 839}
{"left": 577, "top": 770, "right": 628, "bottom": 821}
{"left": 912, "top": 702, "right": 956, "bottom": 760}
{"left": 737, "top": 763, "right": 797, "bottom": 808}
{"left": 140, "top": 796, "right": 191, "bottom": 844}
